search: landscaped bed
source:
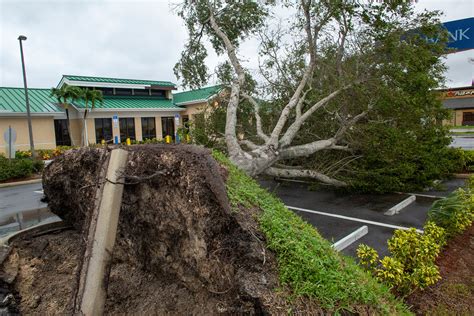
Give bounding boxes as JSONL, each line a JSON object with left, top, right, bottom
{"left": 406, "top": 223, "right": 474, "bottom": 314}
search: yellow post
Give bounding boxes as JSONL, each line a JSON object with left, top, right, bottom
{"left": 186, "top": 134, "right": 191, "bottom": 143}
{"left": 126, "top": 138, "right": 131, "bottom": 146}
{"left": 101, "top": 139, "right": 105, "bottom": 145}
{"left": 165, "top": 135, "right": 171, "bottom": 144}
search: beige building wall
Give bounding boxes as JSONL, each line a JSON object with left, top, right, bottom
{"left": 182, "top": 102, "right": 207, "bottom": 120}
{"left": 0, "top": 117, "right": 56, "bottom": 154}
{"left": 442, "top": 109, "right": 474, "bottom": 126}
{"left": 69, "top": 118, "right": 83, "bottom": 146}
{"left": 0, "top": 109, "right": 190, "bottom": 154}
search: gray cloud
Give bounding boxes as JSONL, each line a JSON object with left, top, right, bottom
{"left": 1, "top": 0, "right": 472, "bottom": 90}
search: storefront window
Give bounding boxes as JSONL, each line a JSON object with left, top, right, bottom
{"left": 119, "top": 117, "right": 136, "bottom": 142}
{"left": 54, "top": 119, "right": 71, "bottom": 146}
{"left": 95, "top": 118, "right": 113, "bottom": 144}
{"left": 161, "top": 117, "right": 175, "bottom": 140}
{"left": 462, "top": 112, "right": 474, "bottom": 126}
{"left": 141, "top": 117, "right": 156, "bottom": 140}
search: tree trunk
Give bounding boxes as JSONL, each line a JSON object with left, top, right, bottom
{"left": 65, "top": 108, "right": 74, "bottom": 146}
{"left": 83, "top": 109, "right": 89, "bottom": 147}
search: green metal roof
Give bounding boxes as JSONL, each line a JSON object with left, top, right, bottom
{"left": 72, "top": 96, "right": 183, "bottom": 111}
{"left": 63, "top": 75, "right": 176, "bottom": 87}
{"left": 173, "top": 85, "right": 223, "bottom": 105}
{"left": 0, "top": 87, "right": 63, "bottom": 113}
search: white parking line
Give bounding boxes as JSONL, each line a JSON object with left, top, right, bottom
{"left": 333, "top": 226, "right": 368, "bottom": 251}
{"left": 286, "top": 205, "right": 424, "bottom": 233}
{"left": 34, "top": 190, "right": 44, "bottom": 194}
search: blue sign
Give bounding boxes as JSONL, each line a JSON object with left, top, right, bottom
{"left": 442, "top": 18, "right": 473, "bottom": 52}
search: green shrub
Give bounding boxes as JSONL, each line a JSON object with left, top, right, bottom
{"left": 357, "top": 221, "right": 446, "bottom": 295}
{"left": 0, "top": 156, "right": 37, "bottom": 181}
{"left": 428, "top": 179, "right": 474, "bottom": 238}
{"left": 32, "top": 159, "right": 45, "bottom": 173}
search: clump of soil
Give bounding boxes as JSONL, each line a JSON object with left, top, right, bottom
{"left": 406, "top": 224, "right": 474, "bottom": 315}
{"left": 1, "top": 145, "right": 322, "bottom": 314}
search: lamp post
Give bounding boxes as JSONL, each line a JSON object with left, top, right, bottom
{"left": 18, "top": 35, "right": 36, "bottom": 158}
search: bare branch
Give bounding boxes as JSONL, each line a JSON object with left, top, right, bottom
{"left": 279, "top": 138, "right": 335, "bottom": 159}
{"left": 296, "top": 88, "right": 312, "bottom": 119}
{"left": 265, "top": 0, "right": 319, "bottom": 146}
{"left": 241, "top": 93, "right": 270, "bottom": 142}
{"left": 239, "top": 139, "right": 261, "bottom": 151}
{"left": 207, "top": 2, "right": 245, "bottom": 157}
{"left": 265, "top": 167, "right": 347, "bottom": 187}
{"left": 280, "top": 85, "right": 351, "bottom": 147}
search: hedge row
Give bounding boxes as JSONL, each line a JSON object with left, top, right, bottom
{"left": 0, "top": 156, "right": 44, "bottom": 182}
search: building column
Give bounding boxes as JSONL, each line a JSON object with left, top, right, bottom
{"left": 135, "top": 117, "right": 142, "bottom": 142}
{"left": 155, "top": 116, "right": 163, "bottom": 140}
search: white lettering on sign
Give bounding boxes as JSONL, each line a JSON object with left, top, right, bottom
{"left": 445, "top": 89, "right": 474, "bottom": 98}
{"left": 448, "top": 28, "right": 471, "bottom": 42}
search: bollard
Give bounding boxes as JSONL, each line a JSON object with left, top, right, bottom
{"left": 126, "top": 138, "right": 131, "bottom": 146}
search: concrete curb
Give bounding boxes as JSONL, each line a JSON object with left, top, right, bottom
{"left": 0, "top": 178, "right": 42, "bottom": 188}
{"left": 333, "top": 226, "right": 368, "bottom": 251}
{"left": 384, "top": 195, "right": 416, "bottom": 216}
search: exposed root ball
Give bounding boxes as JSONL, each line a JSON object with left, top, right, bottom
{"left": 35, "top": 145, "right": 287, "bottom": 314}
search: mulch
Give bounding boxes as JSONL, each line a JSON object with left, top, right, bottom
{"left": 406, "top": 224, "right": 474, "bottom": 315}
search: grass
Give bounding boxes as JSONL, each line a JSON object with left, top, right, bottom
{"left": 448, "top": 125, "right": 474, "bottom": 130}
{"left": 213, "top": 151, "right": 411, "bottom": 315}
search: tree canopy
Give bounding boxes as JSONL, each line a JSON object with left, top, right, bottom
{"left": 175, "top": 0, "right": 452, "bottom": 191}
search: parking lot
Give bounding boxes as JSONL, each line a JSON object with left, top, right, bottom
{"left": 259, "top": 178, "right": 467, "bottom": 257}
{"left": 0, "top": 177, "right": 467, "bottom": 256}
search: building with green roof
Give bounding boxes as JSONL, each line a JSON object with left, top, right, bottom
{"left": 0, "top": 75, "right": 225, "bottom": 153}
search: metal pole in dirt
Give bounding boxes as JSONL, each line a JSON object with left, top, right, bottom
{"left": 18, "top": 35, "right": 36, "bottom": 158}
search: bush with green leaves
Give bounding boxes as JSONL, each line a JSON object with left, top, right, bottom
{"left": 0, "top": 156, "right": 44, "bottom": 182}
{"left": 357, "top": 221, "right": 446, "bottom": 295}
{"left": 428, "top": 177, "right": 474, "bottom": 238}
{"left": 445, "top": 148, "right": 474, "bottom": 173}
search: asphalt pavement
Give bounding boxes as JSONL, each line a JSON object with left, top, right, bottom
{"left": 450, "top": 136, "right": 474, "bottom": 150}
{"left": 259, "top": 178, "right": 467, "bottom": 257}
{"left": 0, "top": 182, "right": 57, "bottom": 237}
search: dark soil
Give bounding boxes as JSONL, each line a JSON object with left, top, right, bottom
{"left": 406, "top": 224, "right": 474, "bottom": 315}
{"left": 1, "top": 145, "right": 323, "bottom": 315}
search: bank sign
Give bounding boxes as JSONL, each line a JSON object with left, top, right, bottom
{"left": 440, "top": 18, "right": 473, "bottom": 52}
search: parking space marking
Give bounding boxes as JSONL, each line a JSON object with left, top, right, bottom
{"left": 34, "top": 190, "right": 44, "bottom": 194}
{"left": 286, "top": 205, "right": 424, "bottom": 233}
{"left": 333, "top": 225, "right": 368, "bottom": 251}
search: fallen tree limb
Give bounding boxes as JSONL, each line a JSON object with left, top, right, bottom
{"left": 265, "top": 167, "right": 347, "bottom": 187}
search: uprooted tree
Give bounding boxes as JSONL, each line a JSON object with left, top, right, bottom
{"left": 174, "top": 0, "right": 448, "bottom": 187}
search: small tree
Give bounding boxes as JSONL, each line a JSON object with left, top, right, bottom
{"left": 50, "top": 84, "right": 82, "bottom": 146}
{"left": 79, "top": 88, "right": 103, "bottom": 146}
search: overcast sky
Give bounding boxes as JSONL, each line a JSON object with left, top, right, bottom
{"left": 1, "top": 0, "right": 472, "bottom": 90}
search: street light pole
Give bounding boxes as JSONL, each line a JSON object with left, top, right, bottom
{"left": 18, "top": 35, "right": 36, "bottom": 158}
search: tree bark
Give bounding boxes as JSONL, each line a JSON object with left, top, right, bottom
{"left": 265, "top": 167, "right": 348, "bottom": 187}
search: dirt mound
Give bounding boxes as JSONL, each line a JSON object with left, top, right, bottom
{"left": 1, "top": 145, "right": 306, "bottom": 314}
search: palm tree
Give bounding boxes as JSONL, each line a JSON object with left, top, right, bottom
{"left": 50, "top": 84, "right": 82, "bottom": 146}
{"left": 80, "top": 88, "right": 103, "bottom": 146}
